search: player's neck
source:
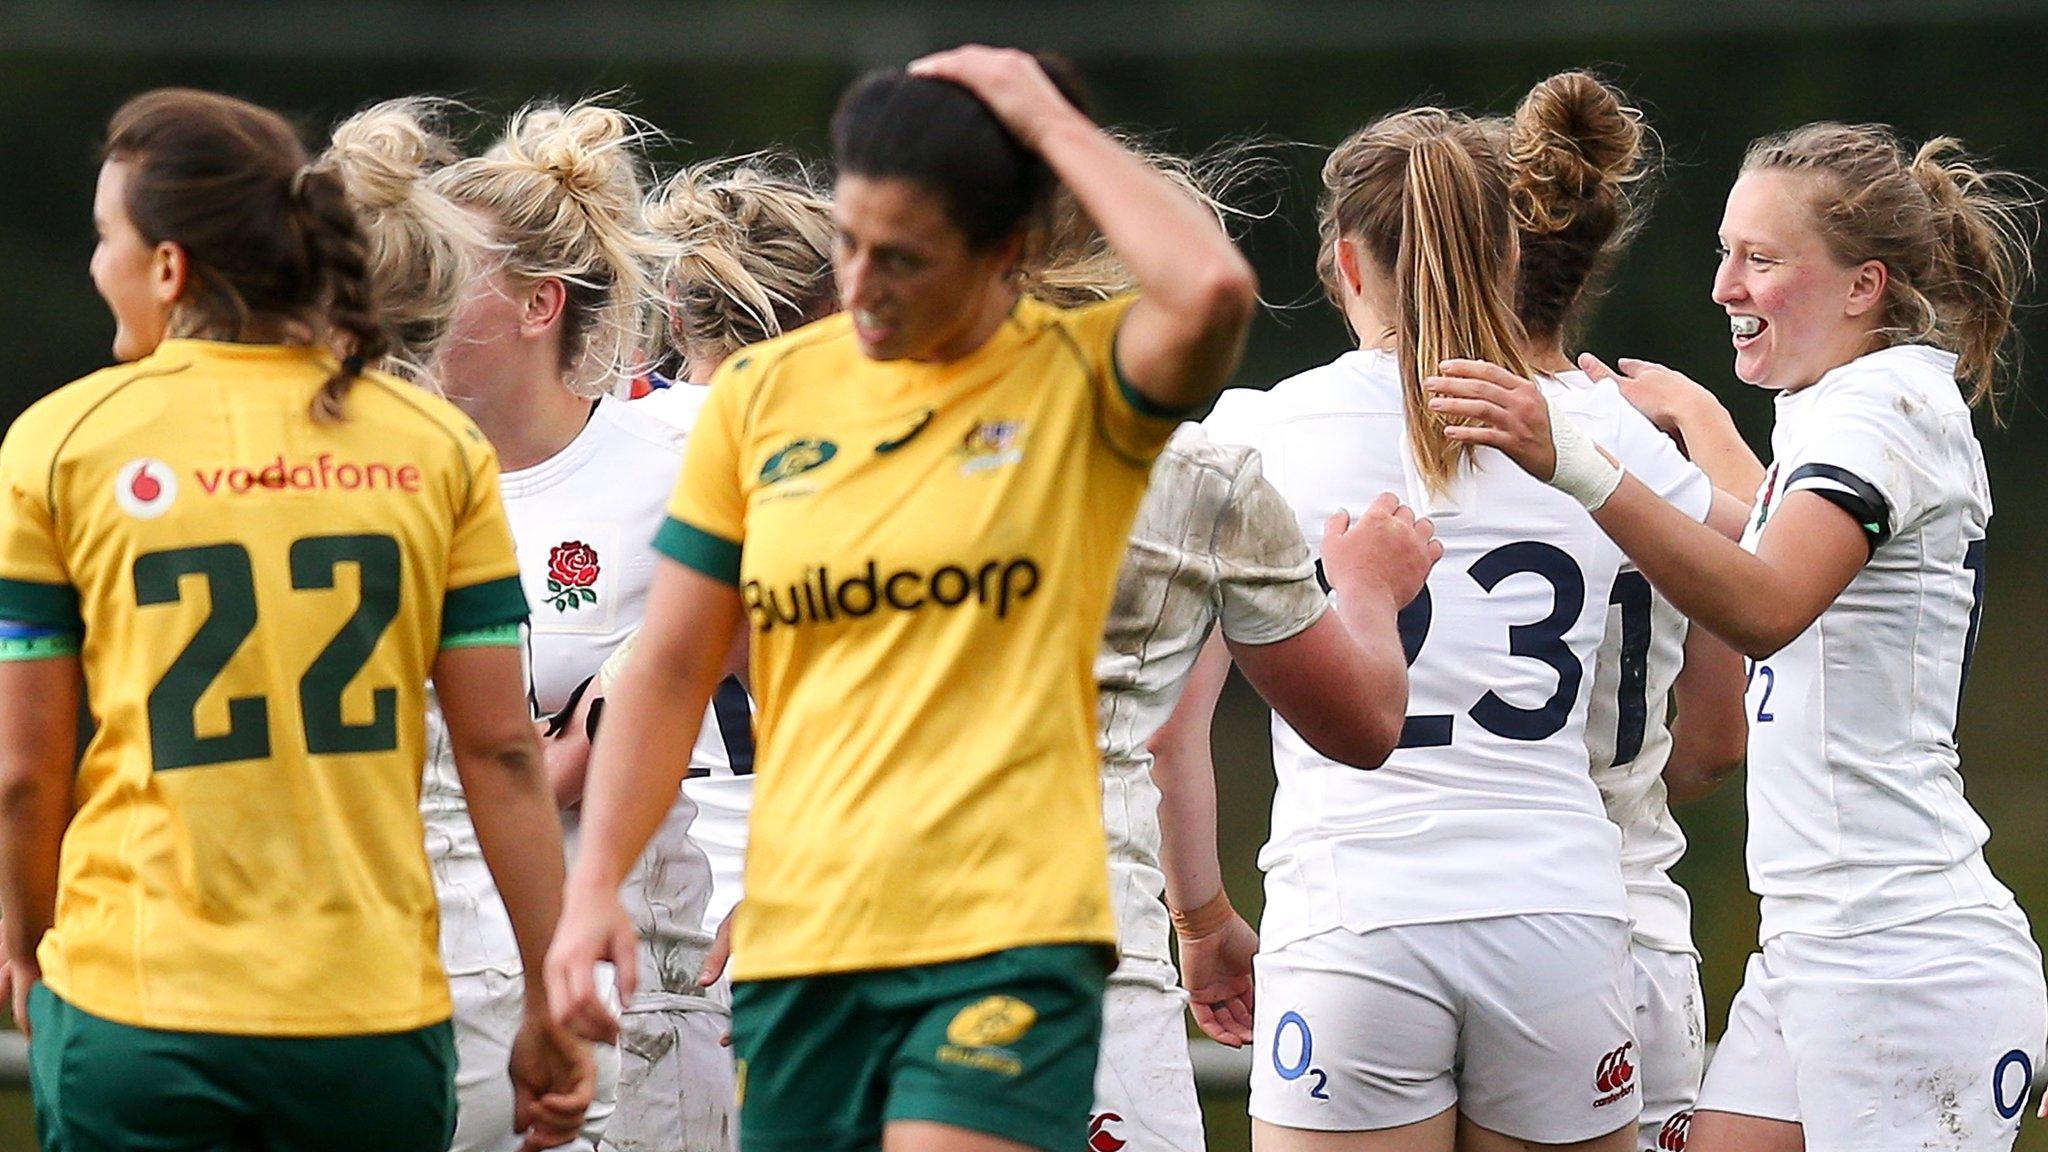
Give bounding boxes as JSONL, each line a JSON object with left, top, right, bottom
{"left": 463, "top": 370, "right": 596, "bottom": 472}
{"left": 1528, "top": 345, "right": 1574, "bottom": 374}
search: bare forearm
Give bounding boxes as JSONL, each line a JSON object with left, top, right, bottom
{"left": 462, "top": 751, "right": 570, "bottom": 986}
{"left": 1034, "top": 115, "right": 1252, "bottom": 326}
{"left": 1031, "top": 116, "right": 1254, "bottom": 409}
{"left": 0, "top": 661, "right": 78, "bottom": 966}
{"left": 1331, "top": 589, "right": 1409, "bottom": 743}
{"left": 0, "top": 769, "right": 68, "bottom": 965}
{"left": 1663, "top": 623, "right": 1749, "bottom": 804}
{"left": 1674, "top": 399, "right": 1766, "bottom": 498}
{"left": 1152, "top": 636, "right": 1230, "bottom": 911}
{"left": 1595, "top": 477, "right": 1798, "bottom": 657}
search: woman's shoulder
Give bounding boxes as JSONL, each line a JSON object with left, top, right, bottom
{"left": 1209, "top": 349, "right": 1399, "bottom": 432}
{"left": 1805, "top": 344, "right": 1971, "bottom": 430}
{"left": 4, "top": 349, "right": 207, "bottom": 463}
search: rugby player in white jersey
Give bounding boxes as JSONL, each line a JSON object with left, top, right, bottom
{"left": 417, "top": 101, "right": 729, "bottom": 1152}
{"left": 1434, "top": 122, "right": 2047, "bottom": 1152}
{"left": 1191, "top": 99, "right": 1747, "bottom": 1152}
{"left": 1496, "top": 74, "right": 1750, "bottom": 1152}
{"left": 565, "top": 144, "right": 1441, "bottom": 1152}
{"left": 1089, "top": 431, "right": 1441, "bottom": 1152}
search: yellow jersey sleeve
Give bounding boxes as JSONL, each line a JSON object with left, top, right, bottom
{"left": 1067, "top": 294, "right": 1186, "bottom": 467}
{"left": 442, "top": 431, "right": 528, "bottom": 643}
{"left": 654, "top": 357, "right": 750, "bottom": 586}
{"left": 0, "top": 400, "right": 82, "bottom": 643}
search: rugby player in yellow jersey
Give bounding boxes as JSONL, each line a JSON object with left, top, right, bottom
{"left": 546, "top": 46, "right": 1257, "bottom": 1152}
{"left": 0, "top": 89, "right": 591, "bottom": 1152}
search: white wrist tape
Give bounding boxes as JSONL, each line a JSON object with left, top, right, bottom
{"left": 1544, "top": 393, "right": 1624, "bottom": 511}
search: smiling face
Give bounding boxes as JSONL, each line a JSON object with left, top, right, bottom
{"left": 832, "top": 174, "right": 1021, "bottom": 363}
{"left": 1713, "top": 168, "right": 1887, "bottom": 392}
{"left": 90, "top": 160, "right": 180, "bottom": 362}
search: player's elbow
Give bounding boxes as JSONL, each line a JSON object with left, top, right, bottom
{"left": 1664, "top": 731, "right": 1746, "bottom": 804}
{"left": 1726, "top": 607, "right": 1810, "bottom": 662}
{"left": 451, "top": 727, "right": 549, "bottom": 799}
{"left": 1299, "top": 704, "right": 1401, "bottom": 771}
{"left": 1187, "top": 253, "right": 1258, "bottom": 334}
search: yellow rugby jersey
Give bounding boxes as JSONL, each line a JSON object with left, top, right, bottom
{"left": 0, "top": 339, "right": 527, "bottom": 1036}
{"left": 657, "top": 295, "right": 1182, "bottom": 981}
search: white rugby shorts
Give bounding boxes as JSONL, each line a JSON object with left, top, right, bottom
{"left": 1250, "top": 913, "right": 1640, "bottom": 1143}
{"left": 1090, "top": 959, "right": 1205, "bottom": 1152}
{"left": 602, "top": 993, "right": 736, "bottom": 1152}
{"left": 448, "top": 967, "right": 617, "bottom": 1152}
{"left": 1697, "top": 903, "right": 2047, "bottom": 1152}
{"left": 1630, "top": 943, "right": 1705, "bottom": 1152}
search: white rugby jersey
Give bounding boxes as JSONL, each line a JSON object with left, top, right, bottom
{"left": 1205, "top": 349, "right": 1712, "bottom": 951}
{"left": 1740, "top": 344, "right": 2013, "bottom": 942}
{"left": 422, "top": 397, "right": 715, "bottom": 992}
{"left": 634, "top": 382, "right": 753, "bottom": 934}
{"left": 1096, "top": 423, "right": 1329, "bottom": 974}
{"left": 1554, "top": 369, "right": 1699, "bottom": 959}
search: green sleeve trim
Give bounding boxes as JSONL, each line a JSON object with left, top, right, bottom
{"left": 440, "top": 622, "right": 522, "bottom": 650}
{"left": 443, "top": 575, "right": 529, "bottom": 638}
{"left": 0, "top": 578, "right": 81, "bottom": 632}
{"left": 1111, "top": 326, "right": 1205, "bottom": 421}
{"left": 653, "top": 517, "right": 742, "bottom": 587}
{"left": 0, "top": 634, "right": 79, "bottom": 661}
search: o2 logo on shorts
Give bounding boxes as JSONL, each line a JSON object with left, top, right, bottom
{"left": 1271, "top": 1011, "right": 1330, "bottom": 1101}
{"left": 1593, "top": 1041, "right": 1636, "bottom": 1107}
{"left": 1086, "top": 1112, "right": 1126, "bottom": 1152}
{"left": 1656, "top": 1111, "right": 1692, "bottom": 1150}
{"left": 1993, "top": 1049, "right": 2032, "bottom": 1122}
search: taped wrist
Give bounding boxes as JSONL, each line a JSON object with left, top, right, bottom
{"left": 1545, "top": 393, "right": 1625, "bottom": 511}
{"left": 1170, "top": 890, "right": 1235, "bottom": 940}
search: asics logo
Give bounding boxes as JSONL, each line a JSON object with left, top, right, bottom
{"left": 876, "top": 408, "right": 935, "bottom": 453}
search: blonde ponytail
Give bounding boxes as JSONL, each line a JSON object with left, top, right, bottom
{"left": 645, "top": 154, "right": 834, "bottom": 371}
{"left": 1323, "top": 109, "right": 1532, "bottom": 492}
{"left": 319, "top": 97, "right": 489, "bottom": 383}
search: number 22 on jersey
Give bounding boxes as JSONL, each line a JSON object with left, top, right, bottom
{"left": 136, "top": 532, "right": 401, "bottom": 771}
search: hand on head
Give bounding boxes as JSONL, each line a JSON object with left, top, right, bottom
{"left": 907, "top": 45, "right": 1080, "bottom": 148}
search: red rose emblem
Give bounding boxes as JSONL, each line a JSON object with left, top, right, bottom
{"left": 545, "top": 541, "right": 600, "bottom": 612}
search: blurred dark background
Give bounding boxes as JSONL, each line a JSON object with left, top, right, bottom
{"left": 5, "top": 2, "right": 2048, "bottom": 1148}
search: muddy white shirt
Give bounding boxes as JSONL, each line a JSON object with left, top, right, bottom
{"left": 1206, "top": 349, "right": 1710, "bottom": 952}
{"left": 1740, "top": 344, "right": 2012, "bottom": 942}
{"left": 1095, "top": 423, "right": 1327, "bottom": 977}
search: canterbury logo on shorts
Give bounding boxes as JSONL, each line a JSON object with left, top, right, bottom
{"left": 1593, "top": 1041, "right": 1636, "bottom": 1107}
